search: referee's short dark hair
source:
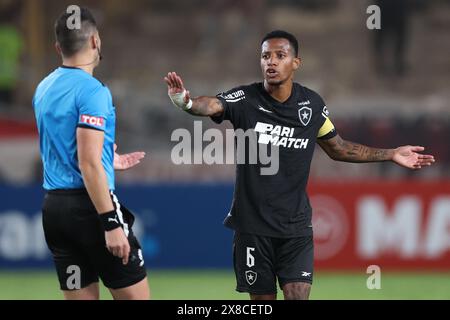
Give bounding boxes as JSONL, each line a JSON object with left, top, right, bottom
{"left": 54, "top": 7, "right": 97, "bottom": 57}
{"left": 261, "top": 30, "right": 299, "bottom": 57}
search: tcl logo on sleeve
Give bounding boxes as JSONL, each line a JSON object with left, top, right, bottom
{"left": 79, "top": 115, "right": 105, "bottom": 127}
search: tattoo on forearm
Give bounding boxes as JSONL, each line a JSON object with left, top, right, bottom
{"left": 188, "top": 97, "right": 223, "bottom": 117}
{"left": 328, "top": 136, "right": 391, "bottom": 162}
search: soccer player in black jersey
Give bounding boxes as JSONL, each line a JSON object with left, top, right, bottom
{"left": 164, "top": 30, "right": 435, "bottom": 300}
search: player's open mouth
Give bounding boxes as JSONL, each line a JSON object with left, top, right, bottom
{"left": 266, "top": 69, "right": 278, "bottom": 77}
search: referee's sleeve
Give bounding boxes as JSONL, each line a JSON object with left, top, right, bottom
{"left": 77, "top": 84, "right": 109, "bottom": 131}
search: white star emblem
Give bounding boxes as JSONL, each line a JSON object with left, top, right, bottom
{"left": 245, "top": 270, "right": 257, "bottom": 285}
{"left": 302, "top": 112, "right": 309, "bottom": 120}
{"left": 298, "top": 106, "right": 312, "bottom": 126}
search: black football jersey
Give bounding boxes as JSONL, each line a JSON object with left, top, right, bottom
{"left": 212, "top": 82, "right": 337, "bottom": 238}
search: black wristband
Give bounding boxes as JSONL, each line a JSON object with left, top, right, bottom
{"left": 98, "top": 210, "right": 121, "bottom": 231}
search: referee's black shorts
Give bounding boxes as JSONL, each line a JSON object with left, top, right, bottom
{"left": 42, "top": 189, "right": 147, "bottom": 290}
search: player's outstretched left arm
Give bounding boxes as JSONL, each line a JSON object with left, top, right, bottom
{"left": 318, "top": 134, "right": 435, "bottom": 169}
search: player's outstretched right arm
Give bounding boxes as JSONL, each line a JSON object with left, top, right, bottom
{"left": 164, "top": 72, "right": 224, "bottom": 117}
{"left": 318, "top": 134, "right": 435, "bottom": 169}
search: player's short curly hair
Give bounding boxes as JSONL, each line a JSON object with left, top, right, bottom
{"left": 54, "top": 7, "right": 97, "bottom": 57}
{"left": 261, "top": 30, "right": 299, "bottom": 57}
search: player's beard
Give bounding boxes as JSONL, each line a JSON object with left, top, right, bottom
{"left": 265, "top": 74, "right": 290, "bottom": 86}
{"left": 266, "top": 78, "right": 284, "bottom": 86}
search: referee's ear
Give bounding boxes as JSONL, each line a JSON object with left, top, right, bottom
{"left": 55, "top": 42, "right": 62, "bottom": 57}
{"left": 89, "top": 34, "right": 97, "bottom": 50}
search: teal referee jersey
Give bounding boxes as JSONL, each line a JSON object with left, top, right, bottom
{"left": 33, "top": 66, "right": 115, "bottom": 190}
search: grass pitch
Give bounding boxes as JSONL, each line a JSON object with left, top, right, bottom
{"left": 0, "top": 270, "right": 448, "bottom": 300}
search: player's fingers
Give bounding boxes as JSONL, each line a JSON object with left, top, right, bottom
{"left": 411, "top": 146, "right": 425, "bottom": 152}
{"left": 168, "top": 72, "right": 176, "bottom": 82}
{"left": 115, "top": 245, "right": 123, "bottom": 258}
{"left": 168, "top": 72, "right": 176, "bottom": 85}
{"left": 134, "top": 153, "right": 145, "bottom": 162}
{"left": 418, "top": 156, "right": 434, "bottom": 162}
{"left": 122, "top": 244, "right": 130, "bottom": 265}
{"left": 173, "top": 75, "right": 182, "bottom": 90}
{"left": 165, "top": 77, "right": 176, "bottom": 90}
{"left": 173, "top": 72, "right": 183, "bottom": 89}
{"left": 172, "top": 73, "right": 180, "bottom": 89}
{"left": 129, "top": 152, "right": 144, "bottom": 162}
{"left": 126, "top": 154, "right": 142, "bottom": 165}
{"left": 418, "top": 155, "right": 435, "bottom": 161}
{"left": 419, "top": 159, "right": 433, "bottom": 166}
{"left": 168, "top": 73, "right": 177, "bottom": 86}
{"left": 166, "top": 73, "right": 175, "bottom": 86}
{"left": 185, "top": 90, "right": 191, "bottom": 103}
{"left": 110, "top": 245, "right": 118, "bottom": 257}
{"left": 178, "top": 75, "right": 185, "bottom": 89}
{"left": 169, "top": 72, "right": 177, "bottom": 84}
{"left": 132, "top": 152, "right": 145, "bottom": 159}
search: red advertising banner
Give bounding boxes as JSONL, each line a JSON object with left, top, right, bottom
{"left": 309, "top": 181, "right": 450, "bottom": 270}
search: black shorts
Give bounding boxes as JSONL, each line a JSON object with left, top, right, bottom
{"left": 233, "top": 232, "right": 313, "bottom": 295}
{"left": 42, "top": 189, "right": 147, "bottom": 290}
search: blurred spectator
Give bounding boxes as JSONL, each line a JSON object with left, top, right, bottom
{"left": 372, "top": 0, "right": 411, "bottom": 76}
{"left": 270, "top": 0, "right": 338, "bottom": 11}
{"left": 198, "top": 0, "right": 267, "bottom": 62}
{"left": 0, "top": 1, "right": 23, "bottom": 109}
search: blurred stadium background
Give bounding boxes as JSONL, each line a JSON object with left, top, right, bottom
{"left": 0, "top": 0, "right": 449, "bottom": 299}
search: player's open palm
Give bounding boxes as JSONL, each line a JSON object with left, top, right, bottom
{"left": 105, "top": 227, "right": 130, "bottom": 265}
{"left": 393, "top": 146, "right": 435, "bottom": 169}
{"left": 164, "top": 72, "right": 191, "bottom": 103}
